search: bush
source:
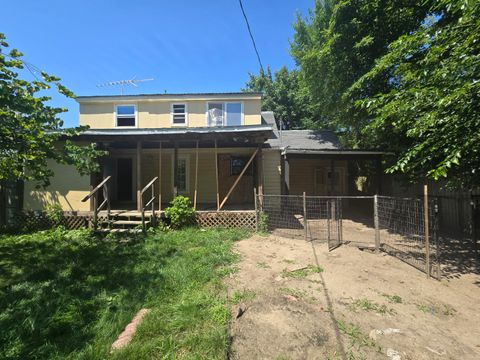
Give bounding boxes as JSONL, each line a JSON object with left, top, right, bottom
{"left": 44, "top": 203, "right": 64, "bottom": 224}
{"left": 164, "top": 196, "right": 196, "bottom": 229}
{"left": 258, "top": 212, "right": 269, "bottom": 233}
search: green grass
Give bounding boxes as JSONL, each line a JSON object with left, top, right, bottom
{"left": 279, "top": 287, "right": 308, "bottom": 299}
{"left": 0, "top": 226, "right": 248, "bottom": 359}
{"left": 230, "top": 289, "right": 256, "bottom": 305}
{"left": 382, "top": 294, "right": 403, "bottom": 304}
{"left": 281, "top": 264, "right": 323, "bottom": 279}
{"left": 348, "top": 298, "right": 395, "bottom": 315}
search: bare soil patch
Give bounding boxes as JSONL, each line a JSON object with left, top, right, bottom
{"left": 227, "top": 234, "right": 480, "bottom": 360}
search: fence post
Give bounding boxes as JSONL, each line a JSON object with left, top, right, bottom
{"left": 303, "top": 192, "right": 308, "bottom": 241}
{"left": 374, "top": 195, "right": 380, "bottom": 253}
{"left": 434, "top": 200, "right": 441, "bottom": 279}
{"left": 424, "top": 184, "right": 431, "bottom": 279}
{"left": 327, "top": 200, "right": 331, "bottom": 243}
{"left": 254, "top": 187, "right": 258, "bottom": 232}
{"left": 471, "top": 193, "right": 478, "bottom": 259}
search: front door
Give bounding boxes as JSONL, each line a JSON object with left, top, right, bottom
{"left": 117, "top": 158, "right": 133, "bottom": 201}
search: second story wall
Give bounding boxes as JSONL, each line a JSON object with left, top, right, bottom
{"left": 78, "top": 94, "right": 262, "bottom": 129}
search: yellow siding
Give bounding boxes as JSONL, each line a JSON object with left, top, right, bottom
{"left": 263, "top": 150, "right": 281, "bottom": 195}
{"left": 79, "top": 98, "right": 262, "bottom": 129}
{"left": 289, "top": 159, "right": 347, "bottom": 195}
{"left": 138, "top": 147, "right": 257, "bottom": 205}
{"left": 23, "top": 161, "right": 90, "bottom": 211}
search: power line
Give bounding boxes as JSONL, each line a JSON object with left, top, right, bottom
{"left": 238, "top": 0, "right": 264, "bottom": 73}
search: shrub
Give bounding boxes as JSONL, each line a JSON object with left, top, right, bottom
{"left": 44, "top": 203, "right": 64, "bottom": 224}
{"left": 258, "top": 212, "right": 269, "bottom": 233}
{"left": 164, "top": 196, "right": 196, "bottom": 229}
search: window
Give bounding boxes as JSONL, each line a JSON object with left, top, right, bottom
{"left": 173, "top": 156, "right": 190, "bottom": 194}
{"left": 207, "top": 103, "right": 224, "bottom": 127}
{"left": 171, "top": 103, "right": 187, "bottom": 126}
{"left": 116, "top": 105, "right": 136, "bottom": 127}
{"left": 207, "top": 102, "right": 243, "bottom": 127}
{"left": 231, "top": 156, "right": 253, "bottom": 176}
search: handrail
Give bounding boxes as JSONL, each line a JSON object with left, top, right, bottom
{"left": 140, "top": 177, "right": 159, "bottom": 232}
{"left": 82, "top": 176, "right": 112, "bottom": 231}
{"left": 82, "top": 176, "right": 112, "bottom": 202}
{"left": 141, "top": 177, "right": 158, "bottom": 196}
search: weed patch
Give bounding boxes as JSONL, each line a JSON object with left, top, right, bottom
{"left": 348, "top": 298, "right": 395, "bottom": 315}
{"left": 281, "top": 264, "right": 323, "bottom": 279}
{"left": 230, "top": 289, "right": 257, "bottom": 304}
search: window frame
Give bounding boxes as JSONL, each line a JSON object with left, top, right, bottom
{"left": 114, "top": 104, "right": 137, "bottom": 128}
{"left": 230, "top": 156, "right": 253, "bottom": 176}
{"left": 170, "top": 103, "right": 188, "bottom": 127}
{"left": 171, "top": 154, "right": 190, "bottom": 194}
{"left": 205, "top": 101, "right": 244, "bottom": 127}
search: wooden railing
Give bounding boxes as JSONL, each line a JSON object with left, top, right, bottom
{"left": 81, "top": 176, "right": 112, "bottom": 230}
{"left": 140, "top": 177, "right": 158, "bottom": 231}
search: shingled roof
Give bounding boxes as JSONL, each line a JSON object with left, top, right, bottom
{"left": 266, "top": 130, "right": 342, "bottom": 150}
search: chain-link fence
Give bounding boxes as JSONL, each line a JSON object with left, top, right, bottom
{"left": 377, "top": 195, "right": 441, "bottom": 279}
{"left": 256, "top": 194, "right": 342, "bottom": 248}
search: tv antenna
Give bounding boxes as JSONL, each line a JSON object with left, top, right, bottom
{"left": 96, "top": 76, "right": 154, "bottom": 95}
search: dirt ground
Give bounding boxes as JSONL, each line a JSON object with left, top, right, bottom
{"left": 226, "top": 234, "right": 480, "bottom": 360}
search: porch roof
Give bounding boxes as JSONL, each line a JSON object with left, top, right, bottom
{"left": 72, "top": 124, "right": 273, "bottom": 143}
{"left": 265, "top": 130, "right": 385, "bottom": 157}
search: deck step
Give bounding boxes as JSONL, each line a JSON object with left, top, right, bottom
{"left": 112, "top": 220, "right": 149, "bottom": 226}
{"left": 99, "top": 228, "right": 143, "bottom": 234}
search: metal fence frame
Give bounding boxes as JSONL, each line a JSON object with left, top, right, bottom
{"left": 256, "top": 193, "right": 442, "bottom": 279}
{"left": 255, "top": 193, "right": 342, "bottom": 247}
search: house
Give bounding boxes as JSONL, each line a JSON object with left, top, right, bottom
{"left": 22, "top": 92, "right": 383, "bottom": 218}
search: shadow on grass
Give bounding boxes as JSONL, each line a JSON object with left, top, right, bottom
{"left": 0, "top": 229, "right": 167, "bottom": 359}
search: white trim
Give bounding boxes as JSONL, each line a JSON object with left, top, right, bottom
{"left": 171, "top": 154, "right": 190, "bottom": 195}
{"left": 114, "top": 103, "right": 138, "bottom": 128}
{"left": 205, "top": 101, "right": 244, "bottom": 127}
{"left": 170, "top": 103, "right": 188, "bottom": 127}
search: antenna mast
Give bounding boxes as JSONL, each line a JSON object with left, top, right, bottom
{"left": 96, "top": 76, "right": 154, "bottom": 95}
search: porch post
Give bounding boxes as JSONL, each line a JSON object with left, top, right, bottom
{"left": 257, "top": 144, "right": 264, "bottom": 196}
{"left": 330, "top": 159, "right": 335, "bottom": 196}
{"left": 281, "top": 154, "right": 290, "bottom": 195}
{"left": 173, "top": 141, "right": 179, "bottom": 197}
{"left": 215, "top": 139, "right": 219, "bottom": 210}
{"left": 137, "top": 141, "right": 142, "bottom": 211}
{"left": 194, "top": 140, "right": 199, "bottom": 209}
{"left": 158, "top": 141, "right": 162, "bottom": 212}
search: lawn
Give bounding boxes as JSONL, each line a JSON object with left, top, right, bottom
{"left": 0, "top": 227, "right": 247, "bottom": 359}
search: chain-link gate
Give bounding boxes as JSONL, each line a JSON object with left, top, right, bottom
{"left": 256, "top": 194, "right": 342, "bottom": 249}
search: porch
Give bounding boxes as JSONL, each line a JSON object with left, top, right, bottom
{"left": 74, "top": 125, "right": 272, "bottom": 230}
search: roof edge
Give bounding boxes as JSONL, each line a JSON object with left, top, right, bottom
{"left": 76, "top": 92, "right": 263, "bottom": 103}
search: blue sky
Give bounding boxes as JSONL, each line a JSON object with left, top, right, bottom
{"left": 2, "top": 0, "right": 313, "bottom": 127}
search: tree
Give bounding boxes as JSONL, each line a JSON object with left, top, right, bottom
{"left": 291, "top": 0, "right": 431, "bottom": 146}
{"left": 0, "top": 33, "right": 105, "bottom": 187}
{"left": 351, "top": 0, "right": 480, "bottom": 187}
{"left": 243, "top": 66, "right": 315, "bottom": 129}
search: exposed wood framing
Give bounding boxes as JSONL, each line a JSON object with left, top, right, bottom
{"left": 136, "top": 141, "right": 142, "bottom": 211}
{"left": 173, "top": 142, "right": 178, "bottom": 197}
{"left": 329, "top": 159, "right": 335, "bottom": 196}
{"left": 194, "top": 140, "right": 199, "bottom": 209}
{"left": 215, "top": 139, "right": 219, "bottom": 209}
{"left": 218, "top": 148, "right": 259, "bottom": 211}
{"left": 158, "top": 141, "right": 162, "bottom": 212}
{"left": 257, "top": 144, "right": 264, "bottom": 196}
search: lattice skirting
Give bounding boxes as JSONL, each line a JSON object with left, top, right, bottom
{"left": 196, "top": 211, "right": 257, "bottom": 230}
{"left": 6, "top": 211, "right": 106, "bottom": 231}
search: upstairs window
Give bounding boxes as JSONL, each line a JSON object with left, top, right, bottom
{"left": 207, "top": 102, "right": 243, "bottom": 127}
{"left": 171, "top": 103, "right": 187, "bottom": 126}
{"left": 116, "top": 105, "right": 136, "bottom": 127}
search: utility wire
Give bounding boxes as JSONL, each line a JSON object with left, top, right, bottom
{"left": 238, "top": 0, "right": 264, "bottom": 73}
